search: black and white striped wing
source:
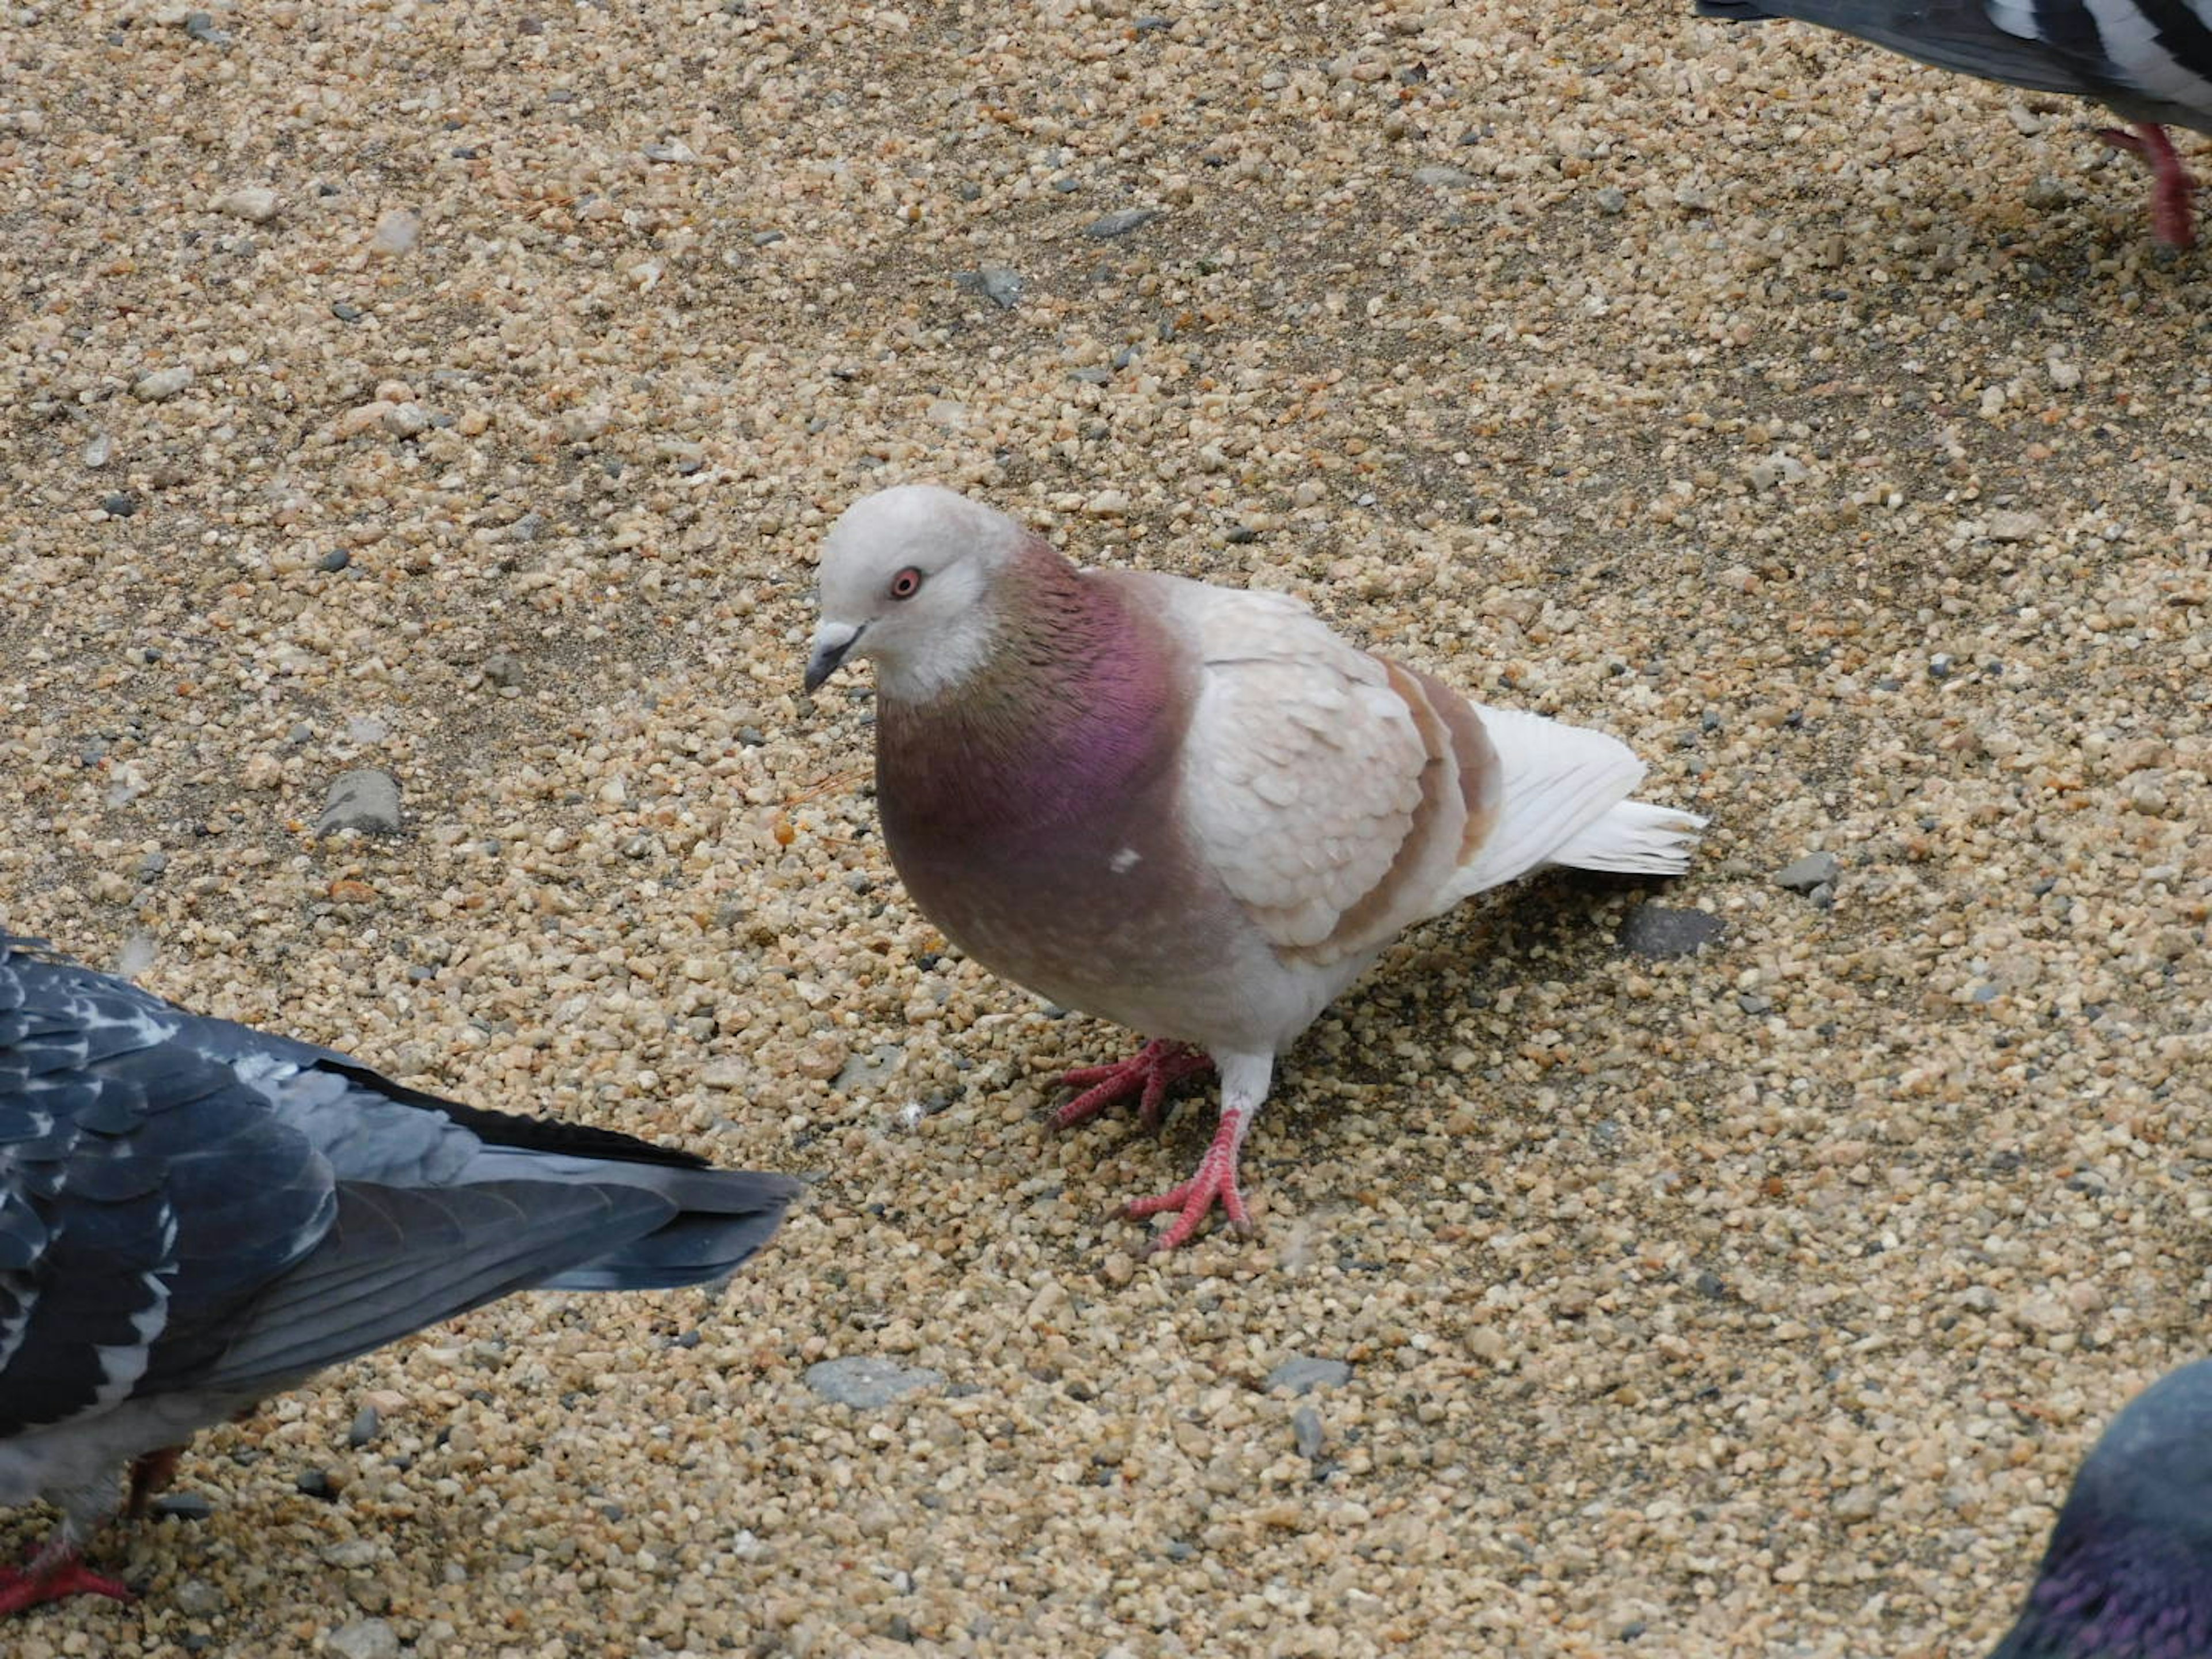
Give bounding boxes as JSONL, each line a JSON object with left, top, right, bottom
{"left": 1698, "top": 0, "right": 2212, "bottom": 119}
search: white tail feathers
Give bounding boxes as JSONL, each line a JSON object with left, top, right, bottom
{"left": 1548, "top": 798, "right": 1707, "bottom": 875}
{"left": 1448, "top": 704, "right": 1703, "bottom": 899}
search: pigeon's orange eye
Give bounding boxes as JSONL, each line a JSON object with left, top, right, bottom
{"left": 888, "top": 567, "right": 925, "bottom": 600}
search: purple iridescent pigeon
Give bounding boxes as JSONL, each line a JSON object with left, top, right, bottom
{"left": 1990, "top": 1358, "right": 2212, "bottom": 1658}
{"left": 0, "top": 933, "right": 798, "bottom": 1616}
{"left": 804, "top": 485, "right": 1706, "bottom": 1252}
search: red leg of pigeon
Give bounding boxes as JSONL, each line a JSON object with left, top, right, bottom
{"left": 0, "top": 1542, "right": 132, "bottom": 1616}
{"left": 1125, "top": 1104, "right": 1255, "bottom": 1252}
{"left": 1052, "top": 1039, "right": 1213, "bottom": 1132}
{"left": 2095, "top": 123, "right": 2199, "bottom": 249}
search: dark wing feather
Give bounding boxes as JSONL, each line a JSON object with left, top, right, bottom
{"left": 1695, "top": 0, "right": 2134, "bottom": 100}
{"left": 191, "top": 1180, "right": 676, "bottom": 1394}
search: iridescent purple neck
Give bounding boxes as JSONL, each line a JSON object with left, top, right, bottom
{"left": 1991, "top": 1536, "right": 2212, "bottom": 1658}
{"left": 876, "top": 546, "right": 1180, "bottom": 840}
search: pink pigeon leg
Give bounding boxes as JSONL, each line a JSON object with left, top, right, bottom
{"left": 2094, "top": 122, "right": 2199, "bottom": 249}
{"left": 1122, "top": 1051, "right": 1272, "bottom": 1252}
{"left": 1051, "top": 1039, "right": 1213, "bottom": 1132}
{"left": 0, "top": 1541, "right": 132, "bottom": 1617}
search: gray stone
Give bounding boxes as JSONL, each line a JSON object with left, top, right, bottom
{"left": 1593, "top": 186, "right": 1627, "bottom": 215}
{"left": 1292, "top": 1404, "right": 1325, "bottom": 1459}
{"left": 327, "top": 1619, "right": 401, "bottom": 1659}
{"left": 318, "top": 548, "right": 351, "bottom": 572}
{"left": 1084, "top": 207, "right": 1161, "bottom": 238}
{"left": 315, "top": 770, "right": 403, "bottom": 836}
{"left": 482, "top": 651, "right": 526, "bottom": 688}
{"left": 1774, "top": 852, "right": 1839, "bottom": 893}
{"left": 175, "top": 1576, "right": 225, "bottom": 1615}
{"left": 101, "top": 493, "right": 138, "bottom": 517}
{"left": 1414, "top": 165, "right": 1478, "bottom": 189}
{"left": 132, "top": 366, "right": 193, "bottom": 402}
{"left": 1265, "top": 1354, "right": 1351, "bottom": 1395}
{"left": 348, "top": 1404, "right": 381, "bottom": 1448}
{"left": 153, "top": 1491, "right": 214, "bottom": 1521}
{"left": 834, "top": 1043, "right": 905, "bottom": 1093}
{"left": 83, "top": 432, "right": 113, "bottom": 468}
{"left": 804, "top": 1356, "right": 944, "bottom": 1409}
{"left": 1617, "top": 904, "right": 1723, "bottom": 959}
{"left": 955, "top": 267, "right": 1023, "bottom": 309}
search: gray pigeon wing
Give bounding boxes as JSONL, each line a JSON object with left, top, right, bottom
{"left": 0, "top": 938, "right": 334, "bottom": 1437}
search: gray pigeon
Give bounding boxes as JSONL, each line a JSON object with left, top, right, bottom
{"left": 1990, "top": 1358, "right": 2212, "bottom": 1657}
{"left": 0, "top": 933, "right": 798, "bottom": 1615}
{"left": 1697, "top": 0, "right": 2210, "bottom": 246}
{"left": 805, "top": 485, "right": 1705, "bottom": 1252}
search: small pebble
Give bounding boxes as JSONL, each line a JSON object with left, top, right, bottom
{"left": 315, "top": 768, "right": 403, "bottom": 835}
{"left": 1618, "top": 904, "right": 1724, "bottom": 959}
{"left": 327, "top": 1620, "right": 400, "bottom": 1659}
{"left": 1265, "top": 1355, "right": 1352, "bottom": 1395}
{"left": 132, "top": 366, "right": 192, "bottom": 402}
{"left": 1084, "top": 207, "right": 1161, "bottom": 238}
{"left": 804, "top": 1357, "right": 945, "bottom": 1409}
{"left": 368, "top": 208, "right": 422, "bottom": 256}
{"left": 1774, "top": 852, "right": 1840, "bottom": 893}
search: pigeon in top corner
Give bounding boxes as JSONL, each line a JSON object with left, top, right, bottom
{"left": 1695, "top": 0, "right": 2211, "bottom": 247}
{"left": 803, "top": 484, "right": 1705, "bottom": 1253}
{"left": 1990, "top": 1358, "right": 2212, "bottom": 1657}
{"left": 0, "top": 933, "right": 800, "bottom": 1616}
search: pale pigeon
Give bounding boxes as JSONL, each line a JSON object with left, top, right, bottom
{"left": 805, "top": 485, "right": 1706, "bottom": 1252}
{"left": 0, "top": 933, "right": 799, "bottom": 1614}
{"left": 1698, "top": 0, "right": 2210, "bottom": 247}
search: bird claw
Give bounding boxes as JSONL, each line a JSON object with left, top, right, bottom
{"left": 0, "top": 1552, "right": 134, "bottom": 1618}
{"left": 1051, "top": 1040, "right": 1213, "bottom": 1133}
{"left": 2094, "top": 122, "right": 2199, "bottom": 249}
{"left": 1124, "top": 1138, "right": 1255, "bottom": 1253}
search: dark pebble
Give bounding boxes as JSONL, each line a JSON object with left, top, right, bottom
{"left": 1616, "top": 904, "right": 1723, "bottom": 960}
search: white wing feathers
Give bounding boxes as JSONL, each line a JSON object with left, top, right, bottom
{"left": 1146, "top": 574, "right": 1702, "bottom": 966}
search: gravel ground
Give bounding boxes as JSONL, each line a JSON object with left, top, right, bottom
{"left": 3, "top": 1, "right": 2209, "bottom": 1656}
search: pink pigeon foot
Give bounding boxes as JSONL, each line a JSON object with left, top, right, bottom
{"left": 1124, "top": 1107, "right": 1254, "bottom": 1252}
{"left": 0, "top": 1546, "right": 133, "bottom": 1617}
{"left": 1052, "top": 1039, "right": 1213, "bottom": 1132}
{"left": 2095, "top": 122, "right": 2199, "bottom": 248}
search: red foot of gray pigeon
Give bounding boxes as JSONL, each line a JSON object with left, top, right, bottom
{"left": 0, "top": 1546, "right": 132, "bottom": 1616}
{"left": 1124, "top": 1107, "right": 1255, "bottom": 1252}
{"left": 1052, "top": 1040, "right": 1213, "bottom": 1132}
{"left": 2096, "top": 123, "right": 2199, "bottom": 248}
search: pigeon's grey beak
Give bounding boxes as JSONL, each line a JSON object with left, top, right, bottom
{"left": 804, "top": 621, "right": 864, "bottom": 694}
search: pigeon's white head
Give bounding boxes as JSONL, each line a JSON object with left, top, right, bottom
{"left": 806, "top": 484, "right": 1027, "bottom": 702}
